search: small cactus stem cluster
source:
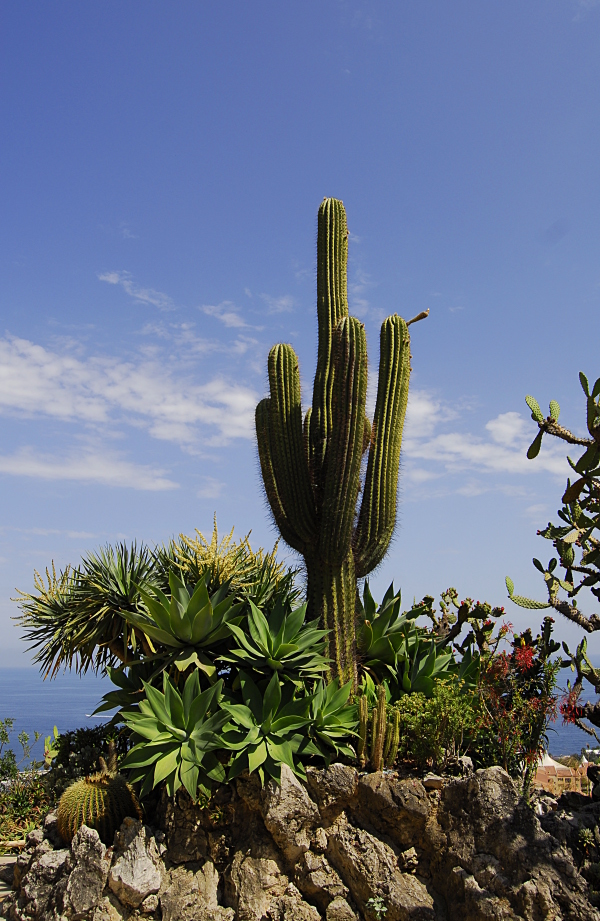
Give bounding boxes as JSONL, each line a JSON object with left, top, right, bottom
{"left": 358, "top": 694, "right": 369, "bottom": 767}
{"left": 357, "top": 686, "right": 400, "bottom": 771}
{"left": 256, "top": 198, "right": 421, "bottom": 687}
{"left": 56, "top": 745, "right": 141, "bottom": 845}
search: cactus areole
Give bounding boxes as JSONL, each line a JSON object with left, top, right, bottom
{"left": 256, "top": 198, "right": 426, "bottom": 687}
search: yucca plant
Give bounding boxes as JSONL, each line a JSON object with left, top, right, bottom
{"left": 121, "top": 672, "right": 229, "bottom": 800}
{"left": 221, "top": 671, "right": 311, "bottom": 784}
{"left": 122, "top": 571, "right": 244, "bottom": 679}
{"left": 219, "top": 600, "right": 329, "bottom": 683}
{"left": 298, "top": 679, "right": 357, "bottom": 764}
{"left": 15, "top": 544, "right": 157, "bottom": 676}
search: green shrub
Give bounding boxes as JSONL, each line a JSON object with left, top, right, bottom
{"left": 394, "top": 680, "right": 479, "bottom": 771}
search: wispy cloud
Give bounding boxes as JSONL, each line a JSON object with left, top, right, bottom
{"left": 197, "top": 476, "right": 226, "bottom": 499}
{"left": 0, "top": 335, "right": 258, "bottom": 448}
{"left": 0, "top": 447, "right": 177, "bottom": 490}
{"left": 201, "top": 301, "right": 251, "bottom": 329}
{"left": 260, "top": 293, "right": 294, "bottom": 313}
{"left": 98, "top": 271, "right": 175, "bottom": 311}
{"left": 401, "top": 391, "right": 568, "bottom": 492}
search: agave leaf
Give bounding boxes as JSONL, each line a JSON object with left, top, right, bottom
{"left": 154, "top": 748, "right": 180, "bottom": 785}
{"left": 263, "top": 671, "right": 282, "bottom": 719}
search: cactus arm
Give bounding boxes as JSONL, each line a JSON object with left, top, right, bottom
{"left": 310, "top": 198, "right": 350, "bottom": 485}
{"left": 320, "top": 317, "right": 368, "bottom": 565}
{"left": 256, "top": 399, "right": 304, "bottom": 552}
{"left": 358, "top": 694, "right": 368, "bottom": 768}
{"left": 354, "top": 315, "right": 411, "bottom": 578}
{"left": 266, "top": 344, "right": 317, "bottom": 547}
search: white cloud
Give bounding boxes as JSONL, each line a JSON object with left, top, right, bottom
{"left": 260, "top": 294, "right": 294, "bottom": 313}
{"left": 98, "top": 271, "right": 175, "bottom": 311}
{"left": 401, "top": 391, "right": 569, "bottom": 488}
{"left": 0, "top": 335, "right": 258, "bottom": 447}
{"left": 197, "top": 476, "right": 226, "bottom": 499}
{"left": 0, "top": 447, "right": 177, "bottom": 490}
{"left": 201, "top": 301, "right": 250, "bottom": 329}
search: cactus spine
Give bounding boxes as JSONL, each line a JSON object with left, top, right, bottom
{"left": 57, "top": 746, "right": 141, "bottom": 845}
{"left": 256, "top": 198, "right": 420, "bottom": 686}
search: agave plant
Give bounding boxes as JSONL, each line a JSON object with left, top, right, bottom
{"left": 298, "top": 679, "right": 357, "bottom": 764}
{"left": 221, "top": 671, "right": 311, "bottom": 784}
{"left": 121, "top": 671, "right": 229, "bottom": 800}
{"left": 122, "top": 571, "right": 244, "bottom": 678}
{"left": 219, "top": 600, "right": 329, "bottom": 682}
{"left": 93, "top": 662, "right": 158, "bottom": 717}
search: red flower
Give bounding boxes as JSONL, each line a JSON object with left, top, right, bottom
{"left": 514, "top": 645, "right": 535, "bottom": 672}
{"left": 560, "top": 689, "right": 584, "bottom": 725}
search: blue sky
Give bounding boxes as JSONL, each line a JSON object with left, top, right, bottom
{"left": 1, "top": 1, "right": 599, "bottom": 670}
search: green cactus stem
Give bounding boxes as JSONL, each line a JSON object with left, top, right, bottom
{"left": 370, "top": 684, "right": 387, "bottom": 772}
{"left": 357, "top": 694, "right": 368, "bottom": 768}
{"left": 384, "top": 709, "right": 400, "bottom": 768}
{"left": 255, "top": 198, "right": 427, "bottom": 686}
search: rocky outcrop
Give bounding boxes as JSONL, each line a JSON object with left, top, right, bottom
{"left": 2, "top": 766, "right": 599, "bottom": 921}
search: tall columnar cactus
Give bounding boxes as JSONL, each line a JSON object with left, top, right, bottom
{"left": 256, "top": 198, "right": 425, "bottom": 686}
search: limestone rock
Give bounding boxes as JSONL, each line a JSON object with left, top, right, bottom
{"left": 67, "top": 825, "right": 112, "bottom": 915}
{"left": 261, "top": 764, "right": 320, "bottom": 863}
{"left": 356, "top": 773, "right": 431, "bottom": 850}
{"left": 91, "top": 891, "right": 129, "bottom": 921}
{"left": 19, "top": 848, "right": 71, "bottom": 918}
{"left": 108, "top": 819, "right": 162, "bottom": 909}
{"left": 327, "top": 821, "right": 436, "bottom": 921}
{"left": 159, "top": 862, "right": 233, "bottom": 921}
{"left": 225, "top": 844, "right": 290, "bottom": 921}
{"left": 306, "top": 764, "right": 358, "bottom": 821}
{"left": 326, "top": 897, "right": 358, "bottom": 921}
{"left": 295, "top": 850, "right": 349, "bottom": 911}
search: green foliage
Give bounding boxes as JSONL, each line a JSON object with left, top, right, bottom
{"left": 123, "top": 571, "right": 244, "bottom": 679}
{"left": 15, "top": 522, "right": 298, "bottom": 678}
{"left": 298, "top": 679, "right": 357, "bottom": 764}
{"left": 394, "top": 681, "right": 479, "bottom": 772}
{"left": 366, "top": 895, "right": 388, "bottom": 920}
{"left": 0, "top": 718, "right": 42, "bottom": 781}
{"left": 43, "top": 723, "right": 129, "bottom": 800}
{"left": 474, "top": 618, "right": 560, "bottom": 791}
{"left": 507, "top": 371, "right": 600, "bottom": 738}
{"left": 0, "top": 773, "right": 49, "bottom": 853}
{"left": 56, "top": 768, "right": 141, "bottom": 845}
{"left": 256, "top": 198, "right": 426, "bottom": 686}
{"left": 121, "top": 671, "right": 229, "bottom": 801}
{"left": 221, "top": 671, "right": 311, "bottom": 784}
{"left": 357, "top": 582, "right": 481, "bottom": 698}
{"left": 219, "top": 600, "right": 328, "bottom": 682}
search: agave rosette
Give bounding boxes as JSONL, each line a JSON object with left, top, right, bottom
{"left": 221, "top": 671, "right": 312, "bottom": 783}
{"left": 219, "top": 600, "right": 328, "bottom": 682}
{"left": 298, "top": 678, "right": 357, "bottom": 764}
{"left": 123, "top": 570, "right": 244, "bottom": 678}
{"left": 121, "top": 671, "right": 229, "bottom": 800}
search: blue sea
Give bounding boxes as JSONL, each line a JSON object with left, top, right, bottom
{"left": 0, "top": 667, "right": 598, "bottom": 761}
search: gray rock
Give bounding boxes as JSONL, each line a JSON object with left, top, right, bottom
{"left": 422, "top": 775, "right": 444, "bottom": 790}
{"left": 19, "top": 848, "right": 71, "bottom": 918}
{"left": 160, "top": 862, "right": 232, "bottom": 921}
{"left": 225, "top": 846, "right": 290, "bottom": 921}
{"left": 42, "top": 813, "right": 62, "bottom": 849}
{"left": 91, "top": 891, "right": 129, "bottom": 921}
{"left": 327, "top": 821, "right": 436, "bottom": 921}
{"left": 261, "top": 764, "right": 320, "bottom": 863}
{"left": 356, "top": 774, "right": 431, "bottom": 850}
{"left": 295, "top": 850, "right": 349, "bottom": 911}
{"left": 326, "top": 897, "right": 358, "bottom": 921}
{"left": 67, "top": 825, "right": 111, "bottom": 915}
{"left": 306, "top": 764, "right": 358, "bottom": 820}
{"left": 108, "top": 819, "right": 162, "bottom": 908}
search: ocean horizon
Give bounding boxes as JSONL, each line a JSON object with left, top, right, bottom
{"left": 0, "top": 666, "right": 597, "bottom": 763}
